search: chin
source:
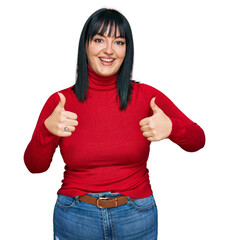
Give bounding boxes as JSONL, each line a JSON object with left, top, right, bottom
{"left": 98, "top": 68, "right": 116, "bottom": 76}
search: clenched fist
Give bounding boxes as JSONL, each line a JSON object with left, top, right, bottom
{"left": 139, "top": 97, "right": 172, "bottom": 142}
{"left": 44, "top": 92, "right": 78, "bottom": 137}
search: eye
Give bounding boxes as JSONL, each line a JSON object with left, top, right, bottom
{"left": 94, "top": 38, "right": 103, "bottom": 43}
{"left": 115, "top": 40, "right": 126, "bottom": 45}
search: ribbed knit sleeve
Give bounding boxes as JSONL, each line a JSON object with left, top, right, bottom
{"left": 24, "top": 92, "right": 61, "bottom": 173}
{"left": 141, "top": 83, "right": 205, "bottom": 152}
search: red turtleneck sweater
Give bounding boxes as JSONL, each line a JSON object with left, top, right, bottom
{"left": 24, "top": 65, "right": 205, "bottom": 198}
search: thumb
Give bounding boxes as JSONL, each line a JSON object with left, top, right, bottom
{"left": 57, "top": 92, "right": 66, "bottom": 109}
{"left": 150, "top": 97, "right": 160, "bottom": 114}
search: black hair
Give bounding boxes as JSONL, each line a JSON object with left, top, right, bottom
{"left": 72, "top": 8, "right": 138, "bottom": 110}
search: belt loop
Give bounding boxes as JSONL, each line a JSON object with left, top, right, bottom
{"left": 126, "top": 196, "right": 131, "bottom": 205}
{"left": 75, "top": 196, "right": 79, "bottom": 203}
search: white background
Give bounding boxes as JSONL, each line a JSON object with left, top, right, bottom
{"left": 1, "top": 0, "right": 228, "bottom": 239}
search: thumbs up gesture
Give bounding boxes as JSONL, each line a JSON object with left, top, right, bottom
{"left": 44, "top": 92, "right": 78, "bottom": 137}
{"left": 139, "top": 97, "right": 172, "bottom": 142}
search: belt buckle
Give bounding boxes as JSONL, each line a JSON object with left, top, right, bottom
{"left": 96, "top": 197, "right": 109, "bottom": 208}
{"left": 96, "top": 197, "right": 119, "bottom": 208}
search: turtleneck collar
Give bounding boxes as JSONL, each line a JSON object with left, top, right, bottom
{"left": 87, "top": 64, "right": 118, "bottom": 91}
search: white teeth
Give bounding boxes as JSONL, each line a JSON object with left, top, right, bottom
{"left": 100, "top": 58, "right": 115, "bottom": 62}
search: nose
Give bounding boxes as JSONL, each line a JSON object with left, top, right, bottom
{"left": 103, "top": 41, "right": 114, "bottom": 55}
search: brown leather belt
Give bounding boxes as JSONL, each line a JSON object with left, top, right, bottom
{"left": 78, "top": 195, "right": 136, "bottom": 208}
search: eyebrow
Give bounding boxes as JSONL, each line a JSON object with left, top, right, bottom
{"left": 96, "top": 33, "right": 125, "bottom": 39}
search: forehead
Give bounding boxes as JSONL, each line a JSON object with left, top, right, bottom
{"left": 94, "top": 21, "right": 124, "bottom": 36}
{"left": 96, "top": 23, "right": 122, "bottom": 38}
{"left": 87, "top": 19, "right": 126, "bottom": 44}
{"left": 100, "top": 23, "right": 120, "bottom": 35}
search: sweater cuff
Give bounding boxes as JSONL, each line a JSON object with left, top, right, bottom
{"left": 38, "top": 121, "right": 60, "bottom": 145}
{"left": 167, "top": 117, "right": 186, "bottom": 143}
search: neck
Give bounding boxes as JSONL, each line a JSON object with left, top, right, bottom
{"left": 87, "top": 64, "right": 118, "bottom": 91}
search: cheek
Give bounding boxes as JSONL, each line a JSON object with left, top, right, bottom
{"left": 118, "top": 47, "right": 126, "bottom": 60}
{"left": 87, "top": 44, "right": 100, "bottom": 58}
{"left": 116, "top": 49, "right": 126, "bottom": 60}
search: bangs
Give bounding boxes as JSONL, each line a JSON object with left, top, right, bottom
{"left": 86, "top": 10, "right": 127, "bottom": 44}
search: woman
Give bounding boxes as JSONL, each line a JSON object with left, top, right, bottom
{"left": 24, "top": 8, "right": 205, "bottom": 240}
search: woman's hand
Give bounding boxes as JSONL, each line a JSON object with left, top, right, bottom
{"left": 139, "top": 97, "right": 172, "bottom": 142}
{"left": 44, "top": 92, "right": 78, "bottom": 137}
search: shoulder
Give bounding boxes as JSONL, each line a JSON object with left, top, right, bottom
{"left": 46, "top": 85, "right": 74, "bottom": 105}
{"left": 131, "top": 80, "right": 160, "bottom": 96}
{"left": 131, "top": 80, "right": 173, "bottom": 110}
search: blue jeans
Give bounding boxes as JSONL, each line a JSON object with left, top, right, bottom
{"left": 53, "top": 191, "right": 158, "bottom": 240}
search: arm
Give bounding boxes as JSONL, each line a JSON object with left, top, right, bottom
{"left": 24, "top": 92, "right": 61, "bottom": 173}
{"left": 140, "top": 83, "right": 205, "bottom": 152}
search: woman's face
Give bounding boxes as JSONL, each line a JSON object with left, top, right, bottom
{"left": 86, "top": 25, "right": 126, "bottom": 77}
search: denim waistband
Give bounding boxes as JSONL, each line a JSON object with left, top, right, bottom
{"left": 85, "top": 191, "right": 123, "bottom": 198}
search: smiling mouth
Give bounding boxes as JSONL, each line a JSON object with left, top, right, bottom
{"left": 99, "top": 57, "right": 115, "bottom": 62}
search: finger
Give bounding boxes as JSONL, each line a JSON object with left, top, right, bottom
{"left": 140, "top": 125, "right": 151, "bottom": 132}
{"left": 147, "top": 136, "right": 158, "bottom": 142}
{"left": 65, "top": 119, "right": 78, "bottom": 127}
{"left": 64, "top": 126, "right": 76, "bottom": 133}
{"left": 64, "top": 111, "right": 78, "bottom": 120}
{"left": 142, "top": 130, "right": 155, "bottom": 138}
{"left": 150, "top": 97, "right": 160, "bottom": 114}
{"left": 147, "top": 136, "right": 161, "bottom": 142}
{"left": 139, "top": 117, "right": 151, "bottom": 126}
{"left": 61, "top": 131, "right": 73, "bottom": 137}
{"left": 61, "top": 126, "right": 76, "bottom": 135}
{"left": 57, "top": 92, "right": 66, "bottom": 109}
